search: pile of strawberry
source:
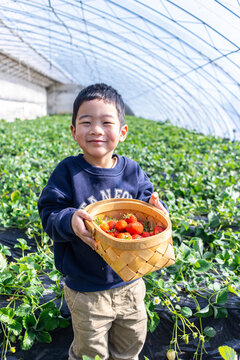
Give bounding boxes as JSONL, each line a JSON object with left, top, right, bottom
{"left": 97, "top": 213, "right": 165, "bottom": 240}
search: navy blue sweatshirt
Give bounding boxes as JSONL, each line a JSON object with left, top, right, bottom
{"left": 38, "top": 154, "right": 167, "bottom": 292}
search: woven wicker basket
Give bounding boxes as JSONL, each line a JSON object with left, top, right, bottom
{"left": 85, "top": 198, "right": 175, "bottom": 282}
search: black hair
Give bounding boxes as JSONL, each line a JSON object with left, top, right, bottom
{"left": 72, "top": 83, "right": 126, "bottom": 127}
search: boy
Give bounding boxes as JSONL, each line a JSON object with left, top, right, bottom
{"left": 38, "top": 83, "right": 168, "bottom": 360}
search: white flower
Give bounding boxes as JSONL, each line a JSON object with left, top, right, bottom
{"left": 153, "top": 296, "right": 160, "bottom": 305}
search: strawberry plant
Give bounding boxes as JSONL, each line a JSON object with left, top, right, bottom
{"left": 0, "top": 115, "right": 239, "bottom": 359}
{"left": 0, "top": 236, "right": 69, "bottom": 360}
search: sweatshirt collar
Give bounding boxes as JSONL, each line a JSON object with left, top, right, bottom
{"left": 77, "top": 153, "right": 125, "bottom": 176}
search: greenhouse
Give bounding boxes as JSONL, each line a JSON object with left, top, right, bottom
{"left": 0, "top": 1, "right": 239, "bottom": 360}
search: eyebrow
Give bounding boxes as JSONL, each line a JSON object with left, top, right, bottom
{"left": 78, "top": 114, "right": 91, "bottom": 120}
{"left": 78, "top": 114, "right": 115, "bottom": 121}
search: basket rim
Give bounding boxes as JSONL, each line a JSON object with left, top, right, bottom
{"left": 84, "top": 198, "right": 172, "bottom": 250}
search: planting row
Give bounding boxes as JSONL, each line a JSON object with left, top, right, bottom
{"left": 0, "top": 115, "right": 239, "bottom": 359}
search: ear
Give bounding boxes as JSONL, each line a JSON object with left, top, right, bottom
{"left": 70, "top": 124, "right": 76, "bottom": 141}
{"left": 119, "top": 124, "right": 128, "bottom": 142}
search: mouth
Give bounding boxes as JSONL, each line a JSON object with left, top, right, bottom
{"left": 88, "top": 139, "right": 105, "bottom": 143}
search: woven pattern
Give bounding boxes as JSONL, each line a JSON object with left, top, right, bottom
{"left": 85, "top": 198, "right": 175, "bottom": 282}
{"left": 96, "top": 237, "right": 175, "bottom": 282}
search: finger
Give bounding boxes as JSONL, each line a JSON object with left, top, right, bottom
{"left": 149, "top": 193, "right": 169, "bottom": 216}
{"left": 81, "top": 235, "right": 97, "bottom": 251}
{"left": 149, "top": 193, "right": 158, "bottom": 206}
{"left": 74, "top": 225, "right": 93, "bottom": 240}
{"left": 151, "top": 192, "right": 159, "bottom": 200}
{"left": 75, "top": 209, "right": 93, "bottom": 221}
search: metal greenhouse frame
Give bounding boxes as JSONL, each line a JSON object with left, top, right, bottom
{"left": 0, "top": 0, "right": 239, "bottom": 139}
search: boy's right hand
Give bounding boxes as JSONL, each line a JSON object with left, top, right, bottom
{"left": 71, "top": 209, "right": 97, "bottom": 251}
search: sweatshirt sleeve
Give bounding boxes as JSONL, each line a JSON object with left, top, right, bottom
{"left": 38, "top": 162, "right": 77, "bottom": 243}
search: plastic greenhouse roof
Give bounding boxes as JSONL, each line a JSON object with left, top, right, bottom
{"left": 0, "top": 0, "right": 240, "bottom": 140}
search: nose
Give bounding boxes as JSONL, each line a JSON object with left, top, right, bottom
{"left": 89, "top": 122, "right": 104, "bottom": 135}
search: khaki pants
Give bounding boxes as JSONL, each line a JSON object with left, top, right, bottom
{"left": 64, "top": 278, "right": 147, "bottom": 360}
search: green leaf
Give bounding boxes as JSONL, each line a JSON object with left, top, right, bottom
{"left": 35, "top": 330, "right": 52, "bottom": 343}
{"left": 228, "top": 285, "right": 240, "bottom": 297}
{"left": 23, "top": 314, "right": 36, "bottom": 330}
{"left": 0, "top": 253, "right": 8, "bottom": 271}
{"left": 158, "top": 278, "right": 165, "bottom": 289}
{"left": 59, "top": 317, "right": 70, "bottom": 328}
{"left": 37, "top": 308, "right": 62, "bottom": 331}
{"left": 181, "top": 306, "right": 192, "bottom": 318}
{"left": 203, "top": 326, "right": 216, "bottom": 338}
{"left": 180, "top": 221, "right": 190, "bottom": 233}
{"left": 193, "top": 259, "right": 212, "bottom": 273}
{"left": 25, "top": 284, "right": 44, "bottom": 297}
{"left": 203, "top": 251, "right": 215, "bottom": 260}
{"left": 208, "top": 212, "right": 220, "bottom": 228}
{"left": 11, "top": 190, "right": 21, "bottom": 202}
{"left": 14, "top": 238, "right": 31, "bottom": 251}
{"left": 41, "top": 302, "right": 57, "bottom": 311}
{"left": 8, "top": 320, "right": 22, "bottom": 336}
{"left": 215, "top": 288, "right": 228, "bottom": 305}
{"left": 147, "top": 310, "right": 160, "bottom": 333}
{"left": 0, "top": 307, "right": 15, "bottom": 323}
{"left": 21, "top": 329, "right": 36, "bottom": 350}
{"left": 218, "top": 345, "right": 238, "bottom": 360}
{"left": 192, "top": 237, "right": 203, "bottom": 257}
{"left": 194, "top": 305, "right": 213, "bottom": 318}
{"left": 45, "top": 317, "right": 59, "bottom": 331}
{"left": 0, "top": 244, "right": 11, "bottom": 257}
{"left": 213, "top": 306, "right": 228, "bottom": 319}
{"left": 15, "top": 303, "right": 32, "bottom": 317}
{"left": 180, "top": 243, "right": 191, "bottom": 258}
{"left": 48, "top": 269, "right": 61, "bottom": 282}
{"left": 37, "top": 309, "right": 51, "bottom": 331}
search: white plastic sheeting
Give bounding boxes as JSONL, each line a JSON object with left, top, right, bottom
{"left": 0, "top": 0, "right": 239, "bottom": 140}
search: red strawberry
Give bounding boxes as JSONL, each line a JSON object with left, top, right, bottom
{"left": 126, "top": 221, "right": 144, "bottom": 235}
{"left": 132, "top": 234, "right": 143, "bottom": 239}
{"left": 111, "top": 230, "right": 120, "bottom": 238}
{"left": 142, "top": 231, "right": 151, "bottom": 238}
{"left": 100, "top": 222, "right": 109, "bottom": 232}
{"left": 116, "top": 219, "right": 128, "bottom": 232}
{"left": 153, "top": 225, "right": 165, "bottom": 235}
{"left": 117, "top": 232, "right": 132, "bottom": 240}
{"left": 108, "top": 220, "right": 116, "bottom": 230}
{"left": 124, "top": 213, "right": 137, "bottom": 223}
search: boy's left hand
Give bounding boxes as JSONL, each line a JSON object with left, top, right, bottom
{"left": 149, "top": 192, "right": 169, "bottom": 216}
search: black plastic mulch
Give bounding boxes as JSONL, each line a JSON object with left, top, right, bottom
{"left": 1, "top": 228, "right": 240, "bottom": 360}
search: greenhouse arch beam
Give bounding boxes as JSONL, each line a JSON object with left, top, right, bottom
{"left": 0, "top": 0, "right": 239, "bottom": 139}
{"left": 5, "top": 3, "right": 238, "bottom": 122}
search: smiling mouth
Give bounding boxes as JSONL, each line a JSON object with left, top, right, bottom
{"left": 89, "top": 139, "right": 105, "bottom": 143}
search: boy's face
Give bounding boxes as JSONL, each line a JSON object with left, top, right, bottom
{"left": 70, "top": 99, "right": 128, "bottom": 167}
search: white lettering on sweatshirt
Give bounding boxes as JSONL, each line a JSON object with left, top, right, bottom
{"left": 79, "top": 188, "right": 132, "bottom": 209}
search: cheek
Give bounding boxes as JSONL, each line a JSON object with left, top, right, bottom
{"left": 109, "top": 128, "right": 122, "bottom": 140}
{"left": 74, "top": 131, "right": 85, "bottom": 144}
